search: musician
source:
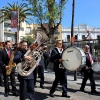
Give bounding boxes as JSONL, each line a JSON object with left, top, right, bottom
{"left": 0, "top": 40, "right": 18, "bottom": 97}
{"left": 34, "top": 44, "right": 45, "bottom": 89}
{"left": 80, "top": 45, "right": 98, "bottom": 93}
{"left": 43, "top": 46, "right": 50, "bottom": 70}
{"left": 13, "top": 40, "right": 35, "bottom": 100}
{"left": 0, "top": 42, "right": 4, "bottom": 86}
{"left": 0, "top": 66, "right": 3, "bottom": 87}
{"left": 49, "top": 39, "right": 70, "bottom": 98}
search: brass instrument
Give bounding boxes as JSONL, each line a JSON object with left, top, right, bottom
{"left": 6, "top": 50, "right": 16, "bottom": 75}
{"left": 16, "top": 31, "right": 49, "bottom": 77}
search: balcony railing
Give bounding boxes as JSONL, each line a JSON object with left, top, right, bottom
{"left": 4, "top": 27, "right": 12, "bottom": 31}
{"left": 47, "top": 39, "right": 100, "bottom": 56}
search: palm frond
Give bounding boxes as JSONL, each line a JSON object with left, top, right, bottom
{"left": 0, "top": 1, "right": 32, "bottom": 25}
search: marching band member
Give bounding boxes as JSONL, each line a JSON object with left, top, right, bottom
{"left": 34, "top": 44, "right": 45, "bottom": 89}
{"left": 80, "top": 45, "right": 98, "bottom": 93}
{"left": 49, "top": 39, "right": 70, "bottom": 98}
{"left": 43, "top": 46, "right": 50, "bottom": 70}
{"left": 13, "top": 40, "right": 36, "bottom": 100}
{"left": 0, "top": 40, "right": 18, "bottom": 97}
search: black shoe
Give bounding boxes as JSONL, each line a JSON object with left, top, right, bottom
{"left": 13, "top": 92, "right": 19, "bottom": 96}
{"left": 62, "top": 93, "right": 70, "bottom": 98}
{"left": 0, "top": 83, "right": 3, "bottom": 87}
{"left": 91, "top": 90, "right": 99, "bottom": 94}
{"left": 4, "top": 92, "right": 8, "bottom": 97}
{"left": 50, "top": 93, "right": 54, "bottom": 97}
{"left": 40, "top": 85, "right": 45, "bottom": 89}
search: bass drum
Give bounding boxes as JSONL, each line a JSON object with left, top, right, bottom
{"left": 62, "top": 46, "right": 86, "bottom": 71}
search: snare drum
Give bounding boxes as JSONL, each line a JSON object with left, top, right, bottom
{"left": 62, "top": 46, "right": 86, "bottom": 71}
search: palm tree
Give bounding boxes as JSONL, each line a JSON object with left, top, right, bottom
{"left": 0, "top": 1, "right": 33, "bottom": 43}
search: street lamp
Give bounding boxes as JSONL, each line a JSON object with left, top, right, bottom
{"left": 70, "top": 0, "right": 77, "bottom": 81}
{"left": 71, "top": 0, "right": 75, "bottom": 46}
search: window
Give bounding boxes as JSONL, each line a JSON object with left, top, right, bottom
{"left": 67, "top": 35, "right": 70, "bottom": 42}
{"left": 4, "top": 37, "right": 7, "bottom": 41}
{"left": 20, "top": 27, "right": 24, "bottom": 31}
{"left": 35, "top": 27, "right": 42, "bottom": 31}
{"left": 82, "top": 35, "right": 85, "bottom": 40}
{"left": 26, "top": 27, "right": 31, "bottom": 34}
{"left": 97, "top": 35, "right": 100, "bottom": 39}
{"left": 7, "top": 36, "right": 11, "bottom": 40}
{"left": 75, "top": 35, "right": 78, "bottom": 40}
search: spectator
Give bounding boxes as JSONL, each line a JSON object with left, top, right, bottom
{"left": 86, "top": 30, "right": 94, "bottom": 54}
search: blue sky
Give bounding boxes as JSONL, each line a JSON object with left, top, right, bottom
{"left": 63, "top": 0, "right": 100, "bottom": 28}
{"left": 0, "top": 0, "right": 100, "bottom": 28}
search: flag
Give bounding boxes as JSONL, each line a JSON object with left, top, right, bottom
{"left": 11, "top": 10, "right": 18, "bottom": 32}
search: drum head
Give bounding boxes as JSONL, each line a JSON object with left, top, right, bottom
{"left": 62, "top": 47, "right": 83, "bottom": 71}
{"left": 92, "top": 62, "right": 100, "bottom": 72}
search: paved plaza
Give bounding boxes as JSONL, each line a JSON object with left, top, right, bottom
{"left": 0, "top": 70, "right": 100, "bottom": 100}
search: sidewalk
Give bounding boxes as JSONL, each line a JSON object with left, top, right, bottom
{"left": 0, "top": 70, "right": 100, "bottom": 100}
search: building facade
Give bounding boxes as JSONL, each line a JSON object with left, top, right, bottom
{"left": 62, "top": 24, "right": 100, "bottom": 42}
{"left": 0, "top": 20, "right": 62, "bottom": 43}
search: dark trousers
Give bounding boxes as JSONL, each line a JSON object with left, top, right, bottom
{"left": 80, "top": 69, "right": 95, "bottom": 91}
{"left": 34, "top": 66, "right": 44, "bottom": 86}
{"left": 19, "top": 79, "right": 35, "bottom": 100}
{"left": 3, "top": 71, "right": 17, "bottom": 93}
{"left": 50, "top": 69, "right": 67, "bottom": 94}
{"left": 0, "top": 72, "right": 3, "bottom": 86}
{"left": 44, "top": 59, "right": 49, "bottom": 70}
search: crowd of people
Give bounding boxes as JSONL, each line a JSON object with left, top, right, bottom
{"left": 0, "top": 30, "right": 99, "bottom": 100}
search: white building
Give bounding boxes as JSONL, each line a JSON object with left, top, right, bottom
{"left": 62, "top": 24, "right": 100, "bottom": 42}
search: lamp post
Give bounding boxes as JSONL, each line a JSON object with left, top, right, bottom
{"left": 17, "top": 9, "right": 19, "bottom": 43}
{"left": 71, "top": 0, "right": 75, "bottom": 45}
{"left": 15, "top": 9, "right": 19, "bottom": 44}
{"left": 71, "top": 0, "right": 77, "bottom": 81}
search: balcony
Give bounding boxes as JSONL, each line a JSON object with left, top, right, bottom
{"left": 4, "top": 27, "right": 15, "bottom": 34}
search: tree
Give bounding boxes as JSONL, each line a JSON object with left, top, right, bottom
{"left": 0, "top": 1, "right": 32, "bottom": 25}
{"left": 21, "top": 36, "right": 34, "bottom": 46}
{"left": 0, "top": 1, "right": 33, "bottom": 43}
{"left": 25, "top": 0, "right": 67, "bottom": 38}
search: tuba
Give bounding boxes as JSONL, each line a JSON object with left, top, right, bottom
{"left": 16, "top": 31, "right": 49, "bottom": 77}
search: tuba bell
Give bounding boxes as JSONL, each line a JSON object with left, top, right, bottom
{"left": 16, "top": 31, "right": 49, "bottom": 77}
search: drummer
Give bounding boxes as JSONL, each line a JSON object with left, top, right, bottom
{"left": 80, "top": 44, "right": 98, "bottom": 93}
{"left": 49, "top": 39, "right": 70, "bottom": 98}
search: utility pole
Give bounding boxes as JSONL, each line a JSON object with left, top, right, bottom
{"left": 71, "top": 0, "right": 77, "bottom": 81}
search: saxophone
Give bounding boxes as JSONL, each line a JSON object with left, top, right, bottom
{"left": 6, "top": 50, "right": 16, "bottom": 75}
